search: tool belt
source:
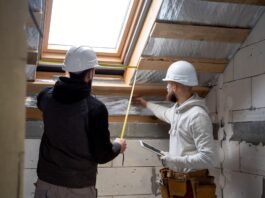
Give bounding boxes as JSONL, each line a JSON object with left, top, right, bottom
{"left": 159, "top": 168, "right": 216, "bottom": 198}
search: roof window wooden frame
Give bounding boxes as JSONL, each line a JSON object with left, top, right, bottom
{"left": 41, "top": 0, "right": 143, "bottom": 64}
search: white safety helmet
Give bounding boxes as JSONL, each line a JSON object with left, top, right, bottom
{"left": 63, "top": 46, "right": 99, "bottom": 73}
{"left": 163, "top": 60, "right": 198, "bottom": 86}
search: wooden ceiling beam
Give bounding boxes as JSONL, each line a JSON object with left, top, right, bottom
{"left": 138, "top": 56, "right": 227, "bottom": 73}
{"left": 27, "top": 81, "right": 209, "bottom": 97}
{"left": 151, "top": 23, "right": 250, "bottom": 43}
{"left": 26, "top": 107, "right": 163, "bottom": 123}
{"left": 202, "top": 0, "right": 265, "bottom": 5}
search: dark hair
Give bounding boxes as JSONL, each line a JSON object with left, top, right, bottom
{"left": 69, "top": 68, "right": 93, "bottom": 81}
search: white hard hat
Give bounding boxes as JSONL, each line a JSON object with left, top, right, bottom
{"left": 63, "top": 46, "right": 99, "bottom": 73}
{"left": 163, "top": 60, "right": 198, "bottom": 86}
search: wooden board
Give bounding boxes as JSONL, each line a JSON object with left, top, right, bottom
{"left": 36, "top": 71, "right": 65, "bottom": 79}
{"left": 151, "top": 23, "right": 250, "bottom": 43}
{"left": 26, "top": 107, "right": 162, "bottom": 123}
{"left": 27, "top": 81, "right": 209, "bottom": 97}
{"left": 138, "top": 56, "right": 227, "bottom": 73}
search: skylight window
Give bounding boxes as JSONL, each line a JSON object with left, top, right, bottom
{"left": 48, "top": 0, "right": 131, "bottom": 52}
{"left": 42, "top": 0, "right": 142, "bottom": 64}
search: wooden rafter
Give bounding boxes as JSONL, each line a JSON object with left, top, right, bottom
{"left": 138, "top": 56, "right": 227, "bottom": 73}
{"left": 202, "top": 0, "right": 265, "bottom": 5}
{"left": 151, "top": 23, "right": 250, "bottom": 43}
{"left": 27, "top": 81, "right": 209, "bottom": 96}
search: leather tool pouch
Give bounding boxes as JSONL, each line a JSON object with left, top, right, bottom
{"left": 159, "top": 168, "right": 170, "bottom": 198}
{"left": 167, "top": 178, "right": 187, "bottom": 197}
{"left": 191, "top": 177, "right": 216, "bottom": 198}
{"left": 160, "top": 181, "right": 170, "bottom": 198}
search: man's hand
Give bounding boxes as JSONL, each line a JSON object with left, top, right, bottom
{"left": 159, "top": 151, "right": 169, "bottom": 161}
{"left": 160, "top": 151, "right": 169, "bottom": 167}
{"left": 132, "top": 97, "right": 147, "bottom": 108}
{"left": 114, "top": 138, "right": 127, "bottom": 153}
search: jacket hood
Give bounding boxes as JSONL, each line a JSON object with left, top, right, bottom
{"left": 176, "top": 93, "right": 208, "bottom": 113}
{"left": 52, "top": 77, "right": 91, "bottom": 104}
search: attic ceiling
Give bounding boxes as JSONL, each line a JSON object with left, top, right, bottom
{"left": 133, "top": 0, "right": 265, "bottom": 89}
{"left": 26, "top": 0, "right": 265, "bottom": 121}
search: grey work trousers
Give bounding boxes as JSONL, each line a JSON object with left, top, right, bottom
{"left": 34, "top": 179, "right": 97, "bottom": 198}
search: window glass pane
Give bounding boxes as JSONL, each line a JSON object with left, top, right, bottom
{"left": 48, "top": 0, "right": 132, "bottom": 52}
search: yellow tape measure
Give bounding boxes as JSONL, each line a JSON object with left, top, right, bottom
{"left": 120, "top": 68, "right": 139, "bottom": 139}
{"left": 120, "top": 67, "right": 138, "bottom": 166}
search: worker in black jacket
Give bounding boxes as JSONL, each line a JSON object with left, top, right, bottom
{"left": 34, "top": 46, "right": 127, "bottom": 198}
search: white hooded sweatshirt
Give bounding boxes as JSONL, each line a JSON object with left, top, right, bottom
{"left": 146, "top": 94, "right": 216, "bottom": 173}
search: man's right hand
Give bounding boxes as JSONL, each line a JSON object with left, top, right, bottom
{"left": 114, "top": 138, "right": 127, "bottom": 153}
{"left": 132, "top": 97, "right": 147, "bottom": 108}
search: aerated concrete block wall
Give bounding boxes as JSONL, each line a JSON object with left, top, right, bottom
{"left": 24, "top": 121, "right": 170, "bottom": 198}
{"left": 205, "top": 12, "right": 265, "bottom": 198}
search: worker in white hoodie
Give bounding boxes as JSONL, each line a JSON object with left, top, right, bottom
{"left": 133, "top": 61, "right": 216, "bottom": 198}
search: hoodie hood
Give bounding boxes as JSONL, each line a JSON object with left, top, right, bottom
{"left": 52, "top": 77, "right": 91, "bottom": 104}
{"left": 176, "top": 93, "right": 208, "bottom": 113}
{"left": 170, "top": 93, "right": 208, "bottom": 136}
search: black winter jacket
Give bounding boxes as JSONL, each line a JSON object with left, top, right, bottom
{"left": 36, "top": 77, "right": 120, "bottom": 188}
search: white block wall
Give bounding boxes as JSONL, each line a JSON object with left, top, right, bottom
{"left": 24, "top": 139, "right": 168, "bottom": 198}
{"left": 205, "top": 12, "right": 265, "bottom": 198}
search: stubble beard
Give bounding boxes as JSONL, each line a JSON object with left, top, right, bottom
{"left": 166, "top": 91, "right": 177, "bottom": 103}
